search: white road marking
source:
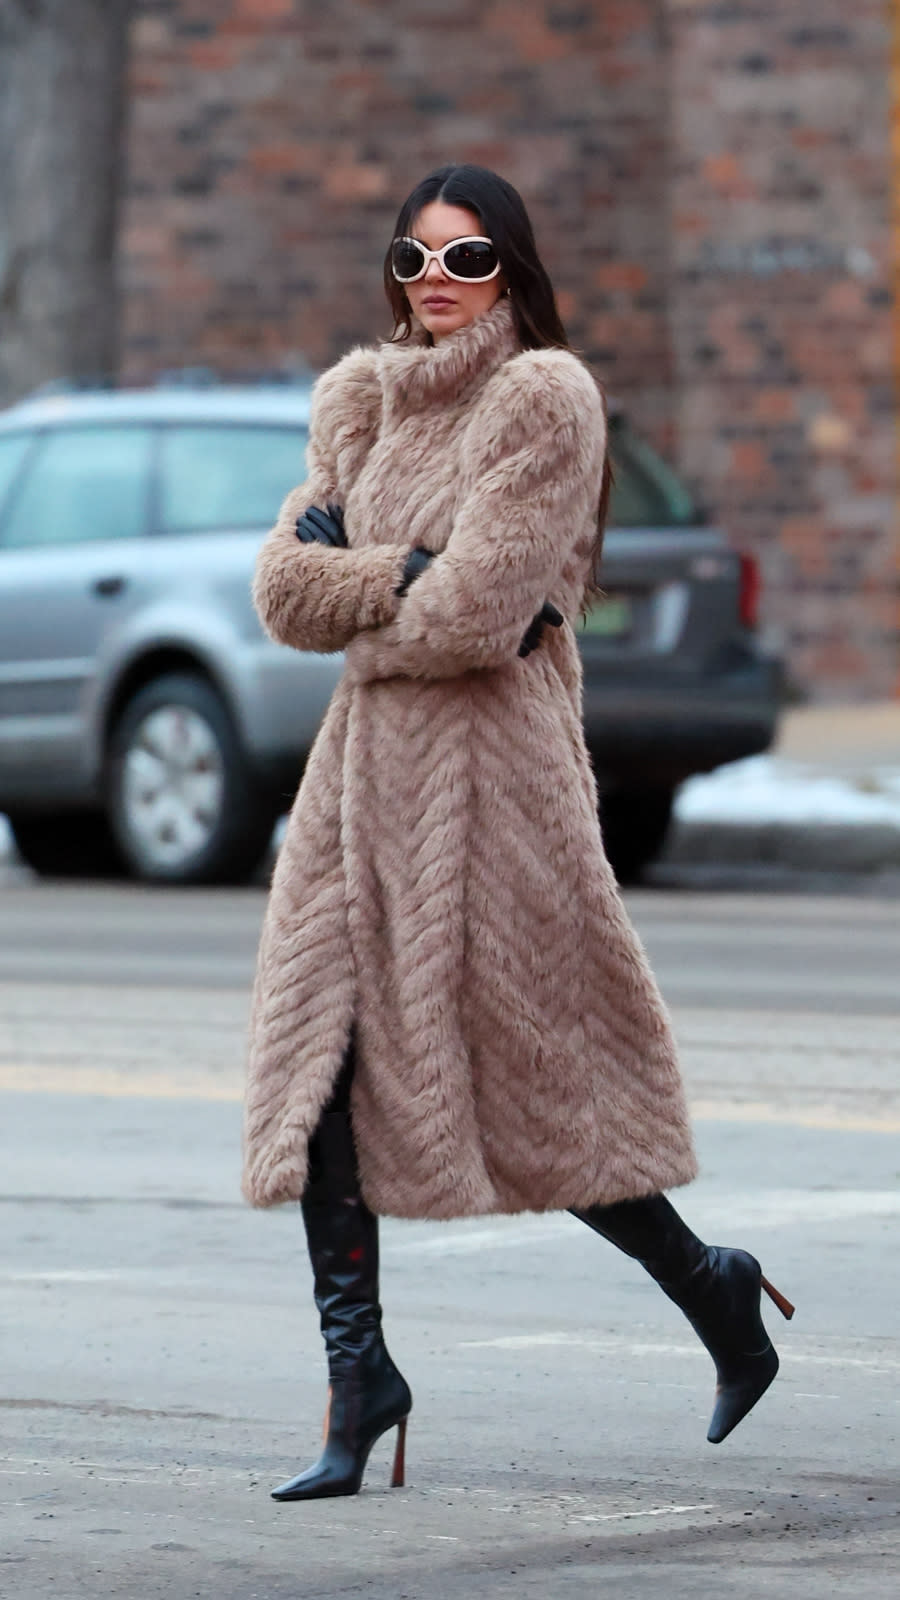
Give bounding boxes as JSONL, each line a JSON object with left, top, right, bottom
{"left": 3, "top": 1269, "right": 136, "bottom": 1283}
{"left": 569, "top": 1503, "right": 716, "bottom": 1523}
{"left": 679, "top": 1188, "right": 900, "bottom": 1226}
{"left": 459, "top": 1333, "right": 900, "bottom": 1374}
{"left": 386, "top": 1220, "right": 574, "bottom": 1256}
{"left": 383, "top": 1189, "right": 900, "bottom": 1260}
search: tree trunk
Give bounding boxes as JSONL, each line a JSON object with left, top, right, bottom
{"left": 0, "top": 0, "right": 133, "bottom": 406}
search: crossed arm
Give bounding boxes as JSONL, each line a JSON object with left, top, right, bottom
{"left": 295, "top": 502, "right": 563, "bottom": 658}
{"left": 253, "top": 351, "right": 606, "bottom": 678}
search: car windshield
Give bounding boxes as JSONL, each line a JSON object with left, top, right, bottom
{"left": 607, "top": 416, "right": 696, "bottom": 529}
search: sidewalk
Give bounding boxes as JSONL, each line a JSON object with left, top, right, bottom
{"left": 666, "top": 701, "right": 900, "bottom": 874}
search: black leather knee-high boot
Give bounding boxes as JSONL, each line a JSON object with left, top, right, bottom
{"left": 571, "top": 1195, "right": 794, "bottom": 1444}
{"left": 271, "top": 1092, "right": 412, "bottom": 1501}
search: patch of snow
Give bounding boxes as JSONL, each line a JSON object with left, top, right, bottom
{"left": 0, "top": 815, "right": 12, "bottom": 858}
{"left": 675, "top": 756, "right": 900, "bottom": 829}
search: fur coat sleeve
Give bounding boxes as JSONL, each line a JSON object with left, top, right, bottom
{"left": 343, "top": 348, "right": 606, "bottom": 683}
{"left": 252, "top": 348, "right": 409, "bottom": 653}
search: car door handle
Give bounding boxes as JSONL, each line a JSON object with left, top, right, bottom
{"left": 92, "top": 575, "right": 127, "bottom": 598}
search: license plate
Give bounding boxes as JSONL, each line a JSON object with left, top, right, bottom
{"left": 581, "top": 593, "right": 633, "bottom": 638}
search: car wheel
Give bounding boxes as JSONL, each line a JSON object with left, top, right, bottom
{"left": 599, "top": 786, "right": 676, "bottom": 885}
{"left": 8, "top": 811, "right": 127, "bottom": 879}
{"left": 107, "top": 673, "right": 277, "bottom": 885}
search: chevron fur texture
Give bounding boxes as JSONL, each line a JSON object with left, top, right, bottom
{"left": 243, "top": 297, "right": 697, "bottom": 1216}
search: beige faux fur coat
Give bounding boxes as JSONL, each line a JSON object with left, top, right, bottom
{"left": 243, "top": 297, "right": 697, "bottom": 1217}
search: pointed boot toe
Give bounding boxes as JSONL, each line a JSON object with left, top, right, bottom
{"left": 678, "top": 1247, "right": 791, "bottom": 1445}
{"left": 271, "top": 1464, "right": 359, "bottom": 1501}
{"left": 706, "top": 1342, "right": 779, "bottom": 1444}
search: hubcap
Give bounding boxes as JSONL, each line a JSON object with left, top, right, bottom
{"left": 120, "top": 705, "right": 225, "bottom": 869}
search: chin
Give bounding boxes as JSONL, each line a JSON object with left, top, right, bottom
{"left": 419, "top": 309, "right": 470, "bottom": 339}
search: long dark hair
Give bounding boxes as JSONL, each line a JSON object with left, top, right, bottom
{"left": 383, "top": 163, "right": 611, "bottom": 590}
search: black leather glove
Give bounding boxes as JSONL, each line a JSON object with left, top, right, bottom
{"left": 395, "top": 546, "right": 435, "bottom": 597}
{"left": 518, "top": 600, "right": 564, "bottom": 658}
{"left": 393, "top": 547, "right": 561, "bottom": 658}
{"left": 295, "top": 502, "right": 348, "bottom": 547}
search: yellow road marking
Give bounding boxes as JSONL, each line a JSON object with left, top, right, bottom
{"left": 0, "top": 1067, "right": 898, "bottom": 1131}
{"left": 0, "top": 1065, "right": 242, "bottom": 1102}
{"left": 690, "top": 1098, "right": 900, "bottom": 1133}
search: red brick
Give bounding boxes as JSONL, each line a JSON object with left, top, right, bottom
{"left": 701, "top": 152, "right": 757, "bottom": 199}
{"left": 731, "top": 441, "right": 769, "bottom": 479}
{"left": 188, "top": 41, "right": 241, "bottom": 71}
{"left": 323, "top": 163, "right": 390, "bottom": 202}
{"left": 484, "top": 3, "right": 570, "bottom": 64}
{"left": 233, "top": 0, "right": 294, "bottom": 19}
{"left": 593, "top": 262, "right": 649, "bottom": 293}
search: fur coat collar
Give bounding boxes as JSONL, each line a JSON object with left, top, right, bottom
{"left": 377, "top": 296, "right": 521, "bottom": 415}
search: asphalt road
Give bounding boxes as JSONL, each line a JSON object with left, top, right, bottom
{"left": 2, "top": 880, "right": 898, "bottom": 1599}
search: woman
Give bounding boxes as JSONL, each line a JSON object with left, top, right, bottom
{"left": 243, "top": 164, "right": 793, "bottom": 1502}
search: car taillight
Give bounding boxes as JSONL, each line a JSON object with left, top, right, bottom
{"left": 738, "top": 551, "right": 760, "bottom": 629}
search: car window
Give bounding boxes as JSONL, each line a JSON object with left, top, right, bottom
{"left": 159, "top": 425, "right": 307, "bottom": 533}
{"left": 607, "top": 421, "right": 696, "bottom": 529}
{"left": 0, "top": 432, "right": 35, "bottom": 521}
{"left": 1, "top": 426, "right": 152, "bottom": 549}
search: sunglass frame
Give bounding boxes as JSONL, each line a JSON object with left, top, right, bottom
{"left": 391, "top": 235, "right": 502, "bottom": 285}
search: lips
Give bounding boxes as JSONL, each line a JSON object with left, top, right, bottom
{"left": 422, "top": 296, "right": 455, "bottom": 308}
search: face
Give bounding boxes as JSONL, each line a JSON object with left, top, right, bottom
{"left": 398, "top": 200, "right": 506, "bottom": 342}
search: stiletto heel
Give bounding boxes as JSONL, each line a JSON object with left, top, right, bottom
{"left": 391, "top": 1417, "right": 407, "bottom": 1488}
{"left": 761, "top": 1275, "right": 795, "bottom": 1320}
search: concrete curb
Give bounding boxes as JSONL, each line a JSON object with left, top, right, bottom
{"left": 4, "top": 815, "right": 900, "bottom": 879}
{"left": 664, "top": 818, "right": 900, "bottom": 874}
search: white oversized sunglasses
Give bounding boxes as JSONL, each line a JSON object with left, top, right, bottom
{"left": 390, "top": 235, "right": 501, "bottom": 284}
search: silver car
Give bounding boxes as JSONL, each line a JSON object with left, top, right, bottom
{"left": 0, "top": 385, "right": 779, "bottom": 884}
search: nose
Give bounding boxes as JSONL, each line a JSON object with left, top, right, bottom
{"left": 423, "top": 257, "right": 448, "bottom": 282}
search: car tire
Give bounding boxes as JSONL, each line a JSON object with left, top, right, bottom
{"left": 599, "top": 786, "right": 676, "bottom": 885}
{"left": 107, "top": 673, "right": 278, "bottom": 886}
{"left": 8, "top": 810, "right": 127, "bottom": 879}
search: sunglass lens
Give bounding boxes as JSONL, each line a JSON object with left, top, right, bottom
{"left": 391, "top": 239, "right": 425, "bottom": 281}
{"left": 444, "top": 240, "right": 499, "bottom": 279}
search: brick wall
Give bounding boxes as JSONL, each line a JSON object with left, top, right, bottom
{"left": 667, "top": 1, "right": 898, "bottom": 700}
{"left": 121, "top": 0, "right": 899, "bottom": 700}
{"left": 123, "top": 0, "right": 673, "bottom": 424}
